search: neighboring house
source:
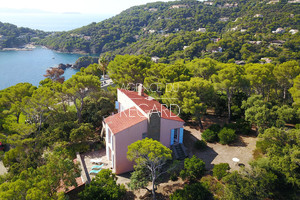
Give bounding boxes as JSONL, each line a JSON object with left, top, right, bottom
{"left": 170, "top": 4, "right": 188, "bottom": 9}
{"left": 235, "top": 60, "right": 246, "bottom": 65}
{"left": 254, "top": 14, "right": 263, "bottom": 18}
{"left": 196, "top": 28, "right": 206, "bottom": 33}
{"left": 270, "top": 40, "right": 285, "bottom": 46}
{"left": 211, "top": 38, "right": 221, "bottom": 43}
{"left": 218, "top": 3, "right": 238, "bottom": 8}
{"left": 204, "top": 1, "right": 213, "bottom": 6}
{"left": 219, "top": 17, "right": 229, "bottom": 22}
{"left": 230, "top": 26, "right": 238, "bottom": 31}
{"left": 149, "top": 8, "right": 158, "bottom": 12}
{"left": 267, "top": 0, "right": 279, "bottom": 4}
{"left": 272, "top": 28, "right": 285, "bottom": 34}
{"left": 151, "top": 56, "right": 160, "bottom": 63}
{"left": 288, "top": 0, "right": 300, "bottom": 3}
{"left": 289, "top": 29, "right": 299, "bottom": 34}
{"left": 103, "top": 87, "right": 185, "bottom": 174}
{"left": 248, "top": 41, "right": 262, "bottom": 45}
{"left": 261, "top": 57, "right": 272, "bottom": 63}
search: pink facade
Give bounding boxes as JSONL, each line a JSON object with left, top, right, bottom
{"left": 104, "top": 88, "right": 184, "bottom": 174}
{"left": 160, "top": 118, "right": 184, "bottom": 148}
{"left": 114, "top": 120, "right": 148, "bottom": 174}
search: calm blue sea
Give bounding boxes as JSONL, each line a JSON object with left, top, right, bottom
{"left": 0, "top": 47, "right": 82, "bottom": 90}
{"left": 0, "top": 13, "right": 112, "bottom": 90}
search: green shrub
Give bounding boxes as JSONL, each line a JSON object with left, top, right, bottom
{"left": 208, "top": 124, "right": 221, "bottom": 133}
{"left": 224, "top": 123, "right": 237, "bottom": 130}
{"left": 218, "top": 128, "right": 236, "bottom": 145}
{"left": 202, "top": 129, "right": 218, "bottom": 143}
{"left": 79, "top": 169, "right": 126, "bottom": 200}
{"left": 295, "top": 124, "right": 300, "bottom": 129}
{"left": 213, "top": 163, "right": 230, "bottom": 180}
{"left": 67, "top": 143, "right": 90, "bottom": 157}
{"left": 201, "top": 175, "right": 225, "bottom": 197}
{"left": 170, "top": 182, "right": 212, "bottom": 200}
{"left": 179, "top": 155, "right": 205, "bottom": 182}
{"left": 236, "top": 119, "right": 252, "bottom": 134}
{"left": 194, "top": 140, "right": 207, "bottom": 150}
{"left": 170, "top": 172, "right": 178, "bottom": 181}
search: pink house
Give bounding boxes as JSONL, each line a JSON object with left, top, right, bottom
{"left": 103, "top": 86, "right": 185, "bottom": 174}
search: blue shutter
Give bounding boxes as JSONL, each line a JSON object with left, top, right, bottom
{"left": 179, "top": 128, "right": 184, "bottom": 143}
{"left": 115, "top": 101, "right": 119, "bottom": 109}
{"left": 170, "top": 129, "right": 174, "bottom": 145}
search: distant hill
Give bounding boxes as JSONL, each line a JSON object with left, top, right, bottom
{"left": 37, "top": 0, "right": 300, "bottom": 63}
{"left": 0, "top": 22, "right": 47, "bottom": 49}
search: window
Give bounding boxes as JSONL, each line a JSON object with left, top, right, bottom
{"left": 142, "top": 132, "right": 148, "bottom": 139}
{"left": 174, "top": 128, "right": 178, "bottom": 140}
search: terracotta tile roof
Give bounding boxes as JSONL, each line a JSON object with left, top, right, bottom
{"left": 118, "top": 89, "right": 184, "bottom": 122}
{"left": 104, "top": 107, "right": 147, "bottom": 134}
{"left": 57, "top": 159, "right": 85, "bottom": 193}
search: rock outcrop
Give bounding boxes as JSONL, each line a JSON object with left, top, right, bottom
{"left": 72, "top": 56, "right": 98, "bottom": 69}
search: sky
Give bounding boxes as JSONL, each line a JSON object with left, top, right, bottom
{"left": 0, "top": 0, "right": 173, "bottom": 15}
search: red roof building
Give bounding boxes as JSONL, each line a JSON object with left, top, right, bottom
{"left": 103, "top": 85, "right": 185, "bottom": 174}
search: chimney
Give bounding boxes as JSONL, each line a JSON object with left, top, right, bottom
{"left": 138, "top": 84, "right": 144, "bottom": 96}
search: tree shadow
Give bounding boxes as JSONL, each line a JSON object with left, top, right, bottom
{"left": 122, "top": 190, "right": 137, "bottom": 200}
{"left": 183, "top": 129, "right": 218, "bottom": 170}
{"left": 139, "top": 191, "right": 168, "bottom": 200}
{"left": 228, "top": 135, "right": 247, "bottom": 147}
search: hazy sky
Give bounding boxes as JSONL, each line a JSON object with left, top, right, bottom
{"left": 0, "top": 0, "right": 172, "bottom": 14}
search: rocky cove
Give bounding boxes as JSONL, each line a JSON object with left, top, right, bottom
{"left": 57, "top": 56, "right": 99, "bottom": 70}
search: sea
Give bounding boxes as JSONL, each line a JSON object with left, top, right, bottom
{"left": 0, "top": 12, "right": 112, "bottom": 90}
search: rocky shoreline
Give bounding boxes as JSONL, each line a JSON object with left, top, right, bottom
{"left": 1, "top": 44, "right": 36, "bottom": 51}
{"left": 56, "top": 56, "right": 99, "bottom": 71}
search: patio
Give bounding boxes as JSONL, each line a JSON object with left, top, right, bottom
{"left": 81, "top": 149, "right": 112, "bottom": 180}
{"left": 79, "top": 149, "right": 131, "bottom": 186}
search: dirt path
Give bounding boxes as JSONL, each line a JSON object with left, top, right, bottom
{"left": 0, "top": 161, "right": 7, "bottom": 175}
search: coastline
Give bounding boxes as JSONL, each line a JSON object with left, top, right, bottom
{"left": 0, "top": 46, "right": 82, "bottom": 90}
{"left": 1, "top": 44, "right": 36, "bottom": 52}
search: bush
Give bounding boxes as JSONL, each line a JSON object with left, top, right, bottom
{"left": 170, "top": 172, "right": 178, "bottom": 181}
{"left": 170, "top": 182, "right": 212, "bottom": 200}
{"left": 201, "top": 175, "right": 225, "bottom": 197}
{"left": 202, "top": 129, "right": 218, "bottom": 143}
{"left": 66, "top": 143, "right": 90, "bottom": 157}
{"left": 218, "top": 128, "right": 236, "bottom": 145}
{"left": 194, "top": 140, "right": 207, "bottom": 150}
{"left": 208, "top": 124, "right": 221, "bottom": 133}
{"left": 213, "top": 163, "right": 230, "bottom": 180}
{"left": 236, "top": 119, "right": 252, "bottom": 135}
{"left": 295, "top": 124, "right": 300, "bottom": 129}
{"left": 223, "top": 123, "right": 237, "bottom": 130}
{"left": 79, "top": 169, "right": 126, "bottom": 200}
{"left": 180, "top": 155, "right": 205, "bottom": 182}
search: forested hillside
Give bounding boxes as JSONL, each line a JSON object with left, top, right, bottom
{"left": 0, "top": 22, "right": 46, "bottom": 49}
{"left": 38, "top": 0, "right": 300, "bottom": 63}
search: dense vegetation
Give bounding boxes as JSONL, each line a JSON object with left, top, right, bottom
{"left": 38, "top": 0, "right": 300, "bottom": 64}
{"left": 0, "top": 0, "right": 299, "bottom": 199}
{"left": 0, "top": 65, "right": 115, "bottom": 199}
{"left": 0, "top": 22, "right": 46, "bottom": 49}
{"left": 106, "top": 54, "right": 300, "bottom": 199}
